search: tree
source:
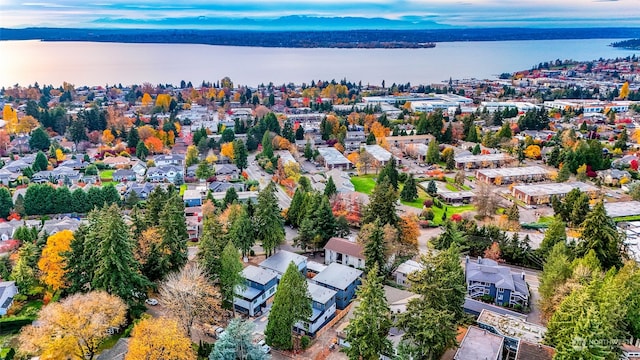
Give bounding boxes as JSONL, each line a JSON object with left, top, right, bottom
{"left": 255, "top": 182, "right": 285, "bottom": 257}
{"left": 233, "top": 139, "right": 248, "bottom": 171}
{"left": 426, "top": 140, "right": 440, "bottom": 164}
{"left": 18, "top": 291, "right": 127, "bottom": 360}
{"left": 473, "top": 182, "right": 499, "bottom": 218}
{"left": 261, "top": 132, "right": 274, "bottom": 159}
{"left": 577, "top": 201, "right": 624, "bottom": 270}
{"left": 29, "top": 127, "right": 50, "bottom": 152}
{"left": 38, "top": 230, "right": 73, "bottom": 291}
{"left": 484, "top": 242, "right": 502, "bottom": 261}
{"left": 343, "top": 264, "right": 393, "bottom": 360}
{"left": 471, "top": 143, "right": 481, "bottom": 155}
{"left": 133, "top": 227, "right": 163, "bottom": 280}
{"left": 556, "top": 164, "right": 571, "bottom": 182}
{"left": 362, "top": 180, "right": 398, "bottom": 227}
{"left": 265, "top": 262, "right": 312, "bottom": 350}
{"left": 223, "top": 187, "right": 239, "bottom": 207}
{"left": 210, "top": 319, "right": 268, "bottom": 360}
{"left": 159, "top": 263, "right": 222, "bottom": 337}
{"left": 377, "top": 158, "right": 399, "bottom": 190}
{"left": 398, "top": 246, "right": 466, "bottom": 359}
{"left": 126, "top": 317, "right": 196, "bottom": 360}
{"left": 10, "top": 241, "right": 39, "bottom": 294}
{"left": 621, "top": 81, "right": 630, "bottom": 99}
{"left": 296, "top": 126, "right": 305, "bottom": 141}
{"left": 466, "top": 124, "right": 479, "bottom": 143}
{"left": 157, "top": 193, "right": 189, "bottom": 279}
{"left": 364, "top": 219, "right": 387, "bottom": 276}
{"left": 227, "top": 208, "right": 254, "bottom": 258}
{"left": 135, "top": 140, "right": 148, "bottom": 160}
{"left": 431, "top": 220, "right": 466, "bottom": 250}
{"left": 505, "top": 203, "right": 519, "bottom": 222}
{"left": 444, "top": 148, "right": 455, "bottom": 170}
{"left": 538, "top": 242, "right": 572, "bottom": 320}
{"left": 90, "top": 205, "right": 150, "bottom": 308}
{"left": 0, "top": 187, "right": 13, "bottom": 218}
{"left": 537, "top": 216, "right": 567, "bottom": 260}
{"left": 324, "top": 176, "right": 337, "bottom": 198}
{"left": 198, "top": 210, "right": 227, "bottom": 279}
{"left": 219, "top": 241, "right": 245, "bottom": 313}
{"left": 303, "top": 142, "right": 313, "bottom": 160}
{"left": 196, "top": 161, "right": 214, "bottom": 180}
{"left": 32, "top": 151, "right": 48, "bottom": 172}
{"left": 185, "top": 145, "right": 199, "bottom": 167}
{"left": 426, "top": 179, "right": 437, "bottom": 196}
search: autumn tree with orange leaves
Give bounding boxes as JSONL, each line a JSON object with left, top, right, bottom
{"left": 144, "top": 136, "right": 164, "bottom": 154}
{"left": 125, "top": 317, "right": 196, "bottom": 360}
{"left": 38, "top": 230, "right": 73, "bottom": 291}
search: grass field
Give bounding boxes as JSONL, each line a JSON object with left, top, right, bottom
{"left": 99, "top": 169, "right": 114, "bottom": 180}
{"left": 431, "top": 204, "right": 476, "bottom": 225}
{"left": 350, "top": 174, "right": 377, "bottom": 195}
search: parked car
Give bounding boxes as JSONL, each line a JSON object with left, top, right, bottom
{"left": 145, "top": 298, "right": 158, "bottom": 306}
{"left": 215, "top": 326, "right": 225, "bottom": 339}
{"left": 261, "top": 344, "right": 271, "bottom": 354}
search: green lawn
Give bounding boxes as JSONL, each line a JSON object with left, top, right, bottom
{"left": 99, "top": 169, "right": 114, "bottom": 180}
{"left": 431, "top": 204, "right": 476, "bottom": 225}
{"left": 538, "top": 215, "right": 555, "bottom": 223}
{"left": 350, "top": 174, "right": 377, "bottom": 195}
{"left": 400, "top": 186, "right": 428, "bottom": 209}
{"left": 445, "top": 183, "right": 458, "bottom": 192}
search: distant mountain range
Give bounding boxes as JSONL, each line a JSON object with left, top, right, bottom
{"left": 2, "top": 27, "right": 640, "bottom": 48}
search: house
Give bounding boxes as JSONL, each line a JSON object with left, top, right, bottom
{"left": 393, "top": 259, "right": 423, "bottom": 287}
{"left": 58, "top": 159, "right": 86, "bottom": 170}
{"left": 153, "top": 154, "right": 185, "bottom": 167}
{"left": 385, "top": 134, "right": 434, "bottom": 150}
{"left": 112, "top": 169, "right": 136, "bottom": 182}
{"left": 275, "top": 150, "right": 298, "bottom": 167}
{"left": 324, "top": 237, "right": 365, "bottom": 270}
{"left": 31, "top": 167, "right": 81, "bottom": 185}
{"left": 317, "top": 147, "right": 352, "bottom": 170}
{"left": 0, "top": 281, "right": 18, "bottom": 316}
{"left": 597, "top": 168, "right": 631, "bottom": 186}
{"left": 131, "top": 161, "right": 147, "bottom": 177}
{"left": 294, "top": 281, "right": 337, "bottom": 337}
{"left": 125, "top": 182, "right": 157, "bottom": 199}
{"left": 344, "top": 131, "right": 365, "bottom": 152}
{"left": 259, "top": 250, "right": 307, "bottom": 278}
{"left": 215, "top": 163, "right": 241, "bottom": 181}
{"left": 102, "top": 156, "right": 132, "bottom": 168}
{"left": 465, "top": 257, "right": 529, "bottom": 308}
{"left": 438, "top": 190, "right": 476, "bottom": 205}
{"left": 363, "top": 145, "right": 393, "bottom": 166}
{"left": 454, "top": 326, "right": 504, "bottom": 360}
{"left": 515, "top": 341, "right": 555, "bottom": 360}
{"left": 312, "top": 263, "right": 363, "bottom": 310}
{"left": 146, "top": 166, "right": 182, "bottom": 184}
{"left": 183, "top": 189, "right": 203, "bottom": 207}
{"left": 208, "top": 181, "right": 245, "bottom": 193}
{"left": 234, "top": 265, "right": 279, "bottom": 317}
{"left": 621, "top": 343, "right": 640, "bottom": 360}
{"left": 477, "top": 309, "right": 547, "bottom": 354}
{"left": 512, "top": 181, "right": 599, "bottom": 205}
{"left": 0, "top": 168, "right": 18, "bottom": 186}
{"left": 463, "top": 297, "right": 529, "bottom": 319}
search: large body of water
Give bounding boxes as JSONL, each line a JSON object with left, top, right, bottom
{"left": 0, "top": 38, "right": 638, "bottom": 88}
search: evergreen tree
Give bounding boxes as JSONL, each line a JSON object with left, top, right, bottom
{"left": 400, "top": 175, "right": 418, "bottom": 202}
{"left": 577, "top": 201, "right": 624, "bottom": 269}
{"left": 233, "top": 139, "right": 248, "bottom": 172}
{"left": 432, "top": 220, "right": 467, "bottom": 251}
{"left": 29, "top": 127, "right": 51, "bottom": 152}
{"left": 298, "top": 176, "right": 312, "bottom": 193}
{"left": 157, "top": 194, "right": 189, "bottom": 280}
{"left": 282, "top": 121, "right": 295, "bottom": 143}
{"left": 343, "top": 264, "right": 393, "bottom": 360}
{"left": 90, "top": 205, "right": 150, "bottom": 308}
{"left": 219, "top": 241, "right": 245, "bottom": 313}
{"left": 261, "top": 132, "right": 273, "bottom": 159}
{"left": 466, "top": 125, "right": 478, "bottom": 143}
{"left": 303, "top": 142, "right": 313, "bottom": 160}
{"left": 0, "top": 187, "right": 13, "bottom": 218}
{"left": 265, "top": 262, "right": 312, "bottom": 350}
{"left": 538, "top": 242, "right": 572, "bottom": 318}
{"left": 255, "top": 182, "right": 284, "bottom": 257}
{"left": 144, "top": 186, "right": 168, "bottom": 226}
{"left": 13, "top": 194, "right": 25, "bottom": 216}
{"left": 136, "top": 140, "right": 148, "bottom": 160}
{"left": 444, "top": 149, "right": 455, "bottom": 170}
{"left": 198, "top": 212, "right": 227, "bottom": 279}
{"left": 505, "top": 203, "right": 519, "bottom": 222}
{"left": 287, "top": 188, "right": 307, "bottom": 227}
{"left": 223, "top": 187, "right": 239, "bottom": 207}
{"left": 196, "top": 161, "right": 214, "bottom": 180}
{"left": 497, "top": 121, "right": 512, "bottom": 139}
{"left": 32, "top": 151, "right": 48, "bottom": 172}
{"left": 426, "top": 140, "right": 440, "bottom": 165}
{"left": 362, "top": 180, "right": 398, "bottom": 227}
{"left": 556, "top": 164, "right": 571, "bottom": 183}
{"left": 227, "top": 208, "right": 255, "bottom": 258}
{"left": 471, "top": 143, "right": 481, "bottom": 155}
{"left": 336, "top": 215, "right": 350, "bottom": 238}
{"left": 365, "top": 132, "right": 377, "bottom": 145}
{"left": 377, "top": 158, "right": 399, "bottom": 190}
{"left": 324, "top": 176, "right": 337, "bottom": 198}
{"left": 364, "top": 220, "right": 387, "bottom": 277}
{"left": 295, "top": 126, "right": 305, "bottom": 141}
{"left": 537, "top": 216, "right": 567, "bottom": 260}
{"left": 426, "top": 180, "right": 437, "bottom": 196}
{"left": 209, "top": 319, "right": 267, "bottom": 360}
{"left": 441, "top": 123, "right": 453, "bottom": 144}
{"left": 127, "top": 127, "right": 140, "bottom": 148}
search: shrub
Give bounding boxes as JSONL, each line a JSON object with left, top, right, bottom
{"left": 423, "top": 199, "right": 433, "bottom": 208}
{"left": 398, "top": 172, "right": 408, "bottom": 183}
{"left": 420, "top": 209, "right": 435, "bottom": 221}
{"left": 419, "top": 220, "right": 430, "bottom": 228}
{"left": 300, "top": 335, "right": 311, "bottom": 349}
{"left": 451, "top": 214, "right": 463, "bottom": 222}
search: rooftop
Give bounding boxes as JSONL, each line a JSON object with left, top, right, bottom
{"left": 307, "top": 280, "right": 336, "bottom": 305}
{"left": 455, "top": 153, "right": 512, "bottom": 163}
{"left": 604, "top": 200, "right": 640, "bottom": 218}
{"left": 363, "top": 144, "right": 393, "bottom": 162}
{"left": 478, "top": 309, "right": 547, "bottom": 344}
{"left": 515, "top": 341, "right": 556, "bottom": 360}
{"left": 317, "top": 147, "right": 352, "bottom": 165}
{"left": 455, "top": 326, "right": 504, "bottom": 360}
{"left": 313, "top": 263, "right": 363, "bottom": 290}
{"left": 259, "top": 250, "right": 307, "bottom": 275}
{"left": 476, "top": 166, "right": 549, "bottom": 178}
{"left": 466, "top": 258, "right": 529, "bottom": 297}
{"left": 512, "top": 181, "right": 599, "bottom": 197}
{"left": 324, "top": 237, "right": 364, "bottom": 259}
{"left": 275, "top": 150, "right": 297, "bottom": 165}
{"left": 395, "top": 259, "right": 423, "bottom": 275}
{"left": 242, "top": 265, "right": 278, "bottom": 285}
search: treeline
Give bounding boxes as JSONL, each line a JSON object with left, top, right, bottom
{"left": 3, "top": 27, "right": 640, "bottom": 48}
{"left": 20, "top": 183, "right": 120, "bottom": 216}
{"left": 611, "top": 38, "right": 640, "bottom": 50}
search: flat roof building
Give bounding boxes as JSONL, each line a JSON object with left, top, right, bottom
{"left": 259, "top": 250, "right": 307, "bottom": 278}
{"left": 317, "top": 147, "right": 352, "bottom": 170}
{"left": 477, "top": 309, "right": 547, "bottom": 354}
{"left": 455, "top": 326, "right": 504, "bottom": 360}
{"left": 455, "top": 153, "right": 514, "bottom": 170}
{"left": 363, "top": 144, "right": 393, "bottom": 165}
{"left": 476, "top": 166, "right": 550, "bottom": 185}
{"left": 313, "top": 263, "right": 363, "bottom": 310}
{"left": 604, "top": 201, "right": 640, "bottom": 218}
{"left": 512, "top": 181, "right": 599, "bottom": 205}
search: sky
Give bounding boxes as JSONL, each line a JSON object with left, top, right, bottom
{"left": 1, "top": 0, "right": 640, "bottom": 29}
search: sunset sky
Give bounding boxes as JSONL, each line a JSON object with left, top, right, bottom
{"left": 1, "top": 0, "right": 639, "bottom": 29}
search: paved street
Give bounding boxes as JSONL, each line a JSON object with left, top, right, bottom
{"left": 246, "top": 153, "right": 291, "bottom": 209}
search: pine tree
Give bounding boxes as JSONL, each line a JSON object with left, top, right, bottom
{"left": 32, "top": 151, "right": 48, "bottom": 172}
{"left": 472, "top": 143, "right": 481, "bottom": 155}
{"left": 223, "top": 187, "right": 239, "bottom": 207}
{"left": 466, "top": 125, "right": 478, "bottom": 143}
{"left": 538, "top": 242, "right": 572, "bottom": 319}
{"left": 377, "top": 158, "right": 399, "bottom": 190}
{"left": 445, "top": 149, "right": 455, "bottom": 170}
{"left": 157, "top": 194, "right": 189, "bottom": 280}
{"left": 556, "top": 164, "right": 571, "bottom": 183}
{"left": 145, "top": 186, "right": 168, "bottom": 226}
{"left": 364, "top": 219, "right": 387, "bottom": 277}
{"left": 135, "top": 140, "right": 148, "bottom": 160}
{"left": 127, "top": 127, "right": 140, "bottom": 149}
{"left": 287, "top": 188, "right": 307, "bottom": 227}
{"left": 0, "top": 187, "right": 13, "bottom": 218}
{"left": 362, "top": 180, "right": 398, "bottom": 227}
{"left": 441, "top": 123, "right": 453, "bottom": 144}
{"left": 343, "top": 264, "right": 393, "bottom": 360}
{"left": 324, "top": 176, "right": 337, "bottom": 198}
{"left": 227, "top": 208, "right": 255, "bottom": 258}
{"left": 303, "top": 142, "right": 313, "bottom": 160}
{"left": 233, "top": 139, "right": 248, "bottom": 171}
{"left": 537, "top": 216, "right": 567, "bottom": 260}
{"left": 505, "top": 203, "right": 519, "bottom": 222}
{"left": 219, "top": 241, "right": 245, "bottom": 313}
{"left": 577, "top": 201, "right": 623, "bottom": 269}
{"left": 426, "top": 180, "right": 437, "bottom": 196}
{"left": 400, "top": 174, "right": 417, "bottom": 202}
{"left": 426, "top": 140, "right": 440, "bottom": 165}
{"left": 265, "top": 262, "right": 312, "bottom": 350}
{"left": 255, "top": 182, "right": 284, "bottom": 257}
{"left": 29, "top": 127, "right": 51, "bottom": 152}
{"left": 197, "top": 213, "right": 227, "bottom": 279}
{"left": 261, "top": 132, "right": 273, "bottom": 159}
{"left": 210, "top": 319, "right": 267, "bottom": 360}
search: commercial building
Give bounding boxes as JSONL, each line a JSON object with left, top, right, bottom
{"left": 475, "top": 166, "right": 550, "bottom": 185}
{"left": 465, "top": 257, "right": 529, "bottom": 308}
{"left": 317, "top": 147, "right": 352, "bottom": 170}
{"left": 455, "top": 153, "right": 514, "bottom": 170}
{"left": 454, "top": 326, "right": 504, "bottom": 360}
{"left": 511, "top": 181, "right": 599, "bottom": 205}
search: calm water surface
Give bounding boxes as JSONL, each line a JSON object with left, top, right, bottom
{"left": 0, "top": 38, "right": 638, "bottom": 87}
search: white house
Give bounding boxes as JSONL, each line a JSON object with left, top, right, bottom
{"left": 0, "top": 281, "right": 18, "bottom": 316}
{"left": 324, "top": 237, "right": 365, "bottom": 270}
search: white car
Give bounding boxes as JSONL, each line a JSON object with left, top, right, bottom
{"left": 261, "top": 344, "right": 271, "bottom": 354}
{"left": 145, "top": 298, "right": 158, "bottom": 306}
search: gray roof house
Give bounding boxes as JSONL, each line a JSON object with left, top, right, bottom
{"left": 215, "top": 163, "right": 240, "bottom": 180}
{"left": 112, "top": 169, "right": 137, "bottom": 182}
{"left": 259, "top": 250, "right": 307, "bottom": 278}
{"left": 153, "top": 154, "right": 185, "bottom": 167}
{"left": 0, "top": 168, "right": 18, "bottom": 186}
{"left": 0, "top": 281, "right": 18, "bottom": 316}
{"left": 146, "top": 166, "right": 182, "bottom": 184}
{"left": 312, "top": 262, "right": 362, "bottom": 310}
{"left": 208, "top": 181, "right": 245, "bottom": 193}
{"left": 465, "top": 257, "right": 529, "bottom": 308}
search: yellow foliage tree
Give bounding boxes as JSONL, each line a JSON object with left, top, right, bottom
{"left": 2, "top": 104, "right": 17, "bottom": 124}
{"left": 524, "top": 145, "right": 541, "bottom": 159}
{"left": 141, "top": 93, "right": 153, "bottom": 107}
{"left": 370, "top": 121, "right": 390, "bottom": 140}
{"left": 134, "top": 227, "right": 162, "bottom": 267}
{"left": 283, "top": 161, "right": 301, "bottom": 181}
{"left": 621, "top": 82, "right": 630, "bottom": 99}
{"left": 18, "top": 291, "right": 127, "bottom": 360}
{"left": 125, "top": 317, "right": 196, "bottom": 360}
{"left": 206, "top": 154, "right": 218, "bottom": 164}
{"left": 137, "top": 125, "right": 156, "bottom": 141}
{"left": 334, "top": 142, "right": 345, "bottom": 153}
{"left": 55, "top": 149, "right": 65, "bottom": 162}
{"left": 220, "top": 142, "right": 235, "bottom": 160}
{"left": 155, "top": 93, "right": 172, "bottom": 112}
{"left": 37, "top": 230, "right": 73, "bottom": 291}
{"left": 102, "top": 129, "right": 115, "bottom": 145}
{"left": 347, "top": 152, "right": 360, "bottom": 166}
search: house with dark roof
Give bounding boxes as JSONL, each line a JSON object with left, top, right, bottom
{"left": 294, "top": 281, "right": 337, "bottom": 337}
{"left": 215, "top": 163, "right": 240, "bottom": 181}
{"left": 112, "top": 169, "right": 136, "bottom": 182}
{"left": 234, "top": 265, "right": 279, "bottom": 317}
{"left": 0, "top": 281, "right": 18, "bottom": 316}
{"left": 465, "top": 257, "right": 529, "bottom": 308}
{"left": 324, "top": 237, "right": 365, "bottom": 270}
{"left": 312, "top": 263, "right": 362, "bottom": 310}
{"left": 259, "top": 250, "right": 307, "bottom": 279}
{"left": 515, "top": 341, "right": 555, "bottom": 360}
{"left": 208, "top": 181, "right": 245, "bottom": 193}
{"left": 125, "top": 183, "right": 157, "bottom": 199}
